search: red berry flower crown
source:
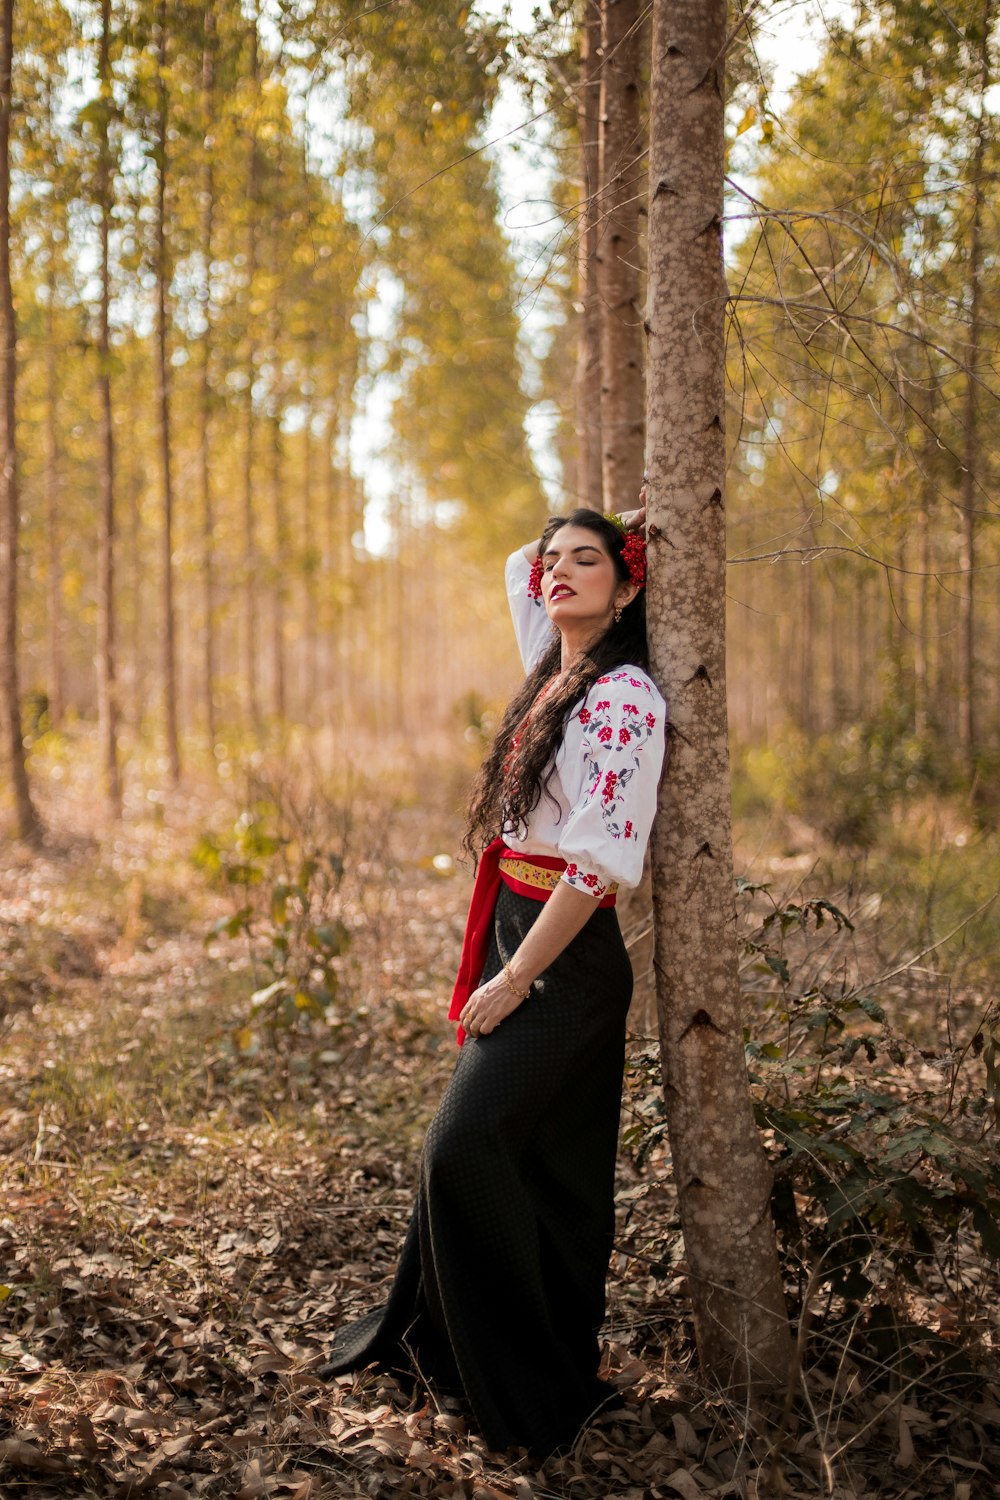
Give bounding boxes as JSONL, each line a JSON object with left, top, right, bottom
{"left": 527, "top": 513, "right": 647, "bottom": 602}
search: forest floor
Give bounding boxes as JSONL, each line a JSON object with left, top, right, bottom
{"left": 1, "top": 747, "right": 998, "bottom": 1500}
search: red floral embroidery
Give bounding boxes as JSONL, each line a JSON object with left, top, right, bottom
{"left": 575, "top": 669, "right": 662, "bottom": 842}
{"left": 596, "top": 670, "right": 655, "bottom": 697}
{"left": 566, "top": 862, "right": 578, "bottom": 878}
{"left": 582, "top": 872, "right": 599, "bottom": 888}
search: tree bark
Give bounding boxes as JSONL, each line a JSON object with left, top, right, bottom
{"left": 598, "top": 0, "right": 645, "bottom": 510}
{"left": 44, "top": 238, "right": 63, "bottom": 730}
{"left": 575, "top": 0, "right": 603, "bottom": 510}
{"left": 645, "top": 0, "right": 790, "bottom": 1394}
{"left": 957, "top": 0, "right": 990, "bottom": 776}
{"left": 95, "top": 0, "right": 121, "bottom": 813}
{"left": 154, "top": 2, "right": 180, "bottom": 783}
{"left": 798, "top": 511, "right": 816, "bottom": 734}
{"left": 0, "top": 0, "right": 39, "bottom": 841}
{"left": 241, "top": 11, "right": 261, "bottom": 731}
{"left": 199, "top": 11, "right": 217, "bottom": 752}
{"left": 302, "top": 343, "right": 319, "bottom": 722}
{"left": 321, "top": 395, "right": 337, "bottom": 725}
{"left": 123, "top": 364, "right": 144, "bottom": 735}
{"left": 40, "top": 67, "right": 64, "bottom": 732}
{"left": 269, "top": 408, "right": 286, "bottom": 724}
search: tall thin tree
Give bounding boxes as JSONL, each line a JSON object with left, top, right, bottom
{"left": 958, "top": 0, "right": 991, "bottom": 774}
{"left": 95, "top": 0, "right": 121, "bottom": 814}
{"left": 575, "top": 0, "right": 603, "bottom": 510}
{"left": 645, "top": 0, "right": 791, "bottom": 1392}
{"left": 239, "top": 13, "right": 262, "bottom": 730}
{"left": 44, "top": 210, "right": 63, "bottom": 730}
{"left": 598, "top": 0, "right": 644, "bottom": 508}
{"left": 153, "top": 0, "right": 180, "bottom": 782}
{"left": 198, "top": 9, "right": 217, "bottom": 751}
{"left": 37, "top": 53, "right": 66, "bottom": 733}
{"left": 0, "top": 0, "right": 39, "bottom": 841}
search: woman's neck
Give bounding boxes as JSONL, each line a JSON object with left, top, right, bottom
{"left": 559, "top": 626, "right": 602, "bottom": 672}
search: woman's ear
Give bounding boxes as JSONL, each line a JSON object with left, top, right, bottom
{"left": 615, "top": 582, "right": 639, "bottom": 611}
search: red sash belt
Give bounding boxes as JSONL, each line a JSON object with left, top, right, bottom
{"left": 448, "top": 837, "right": 616, "bottom": 1046}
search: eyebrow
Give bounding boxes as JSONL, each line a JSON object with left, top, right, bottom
{"left": 541, "top": 543, "right": 603, "bottom": 560}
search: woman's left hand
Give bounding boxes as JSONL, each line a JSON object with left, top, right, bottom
{"left": 460, "top": 970, "right": 527, "bottom": 1038}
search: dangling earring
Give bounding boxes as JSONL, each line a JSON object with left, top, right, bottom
{"left": 613, "top": 603, "right": 623, "bottom": 625}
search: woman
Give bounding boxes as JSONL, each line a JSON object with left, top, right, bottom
{"left": 321, "top": 507, "right": 666, "bottom": 1457}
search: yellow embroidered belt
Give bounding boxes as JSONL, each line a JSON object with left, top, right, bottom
{"left": 498, "top": 854, "right": 617, "bottom": 904}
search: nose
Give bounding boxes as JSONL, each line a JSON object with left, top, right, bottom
{"left": 551, "top": 554, "right": 570, "bottom": 578}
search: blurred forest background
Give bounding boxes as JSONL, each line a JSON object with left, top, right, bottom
{"left": 1, "top": 1, "right": 999, "bottom": 1497}
{"left": 0, "top": 0, "right": 998, "bottom": 818}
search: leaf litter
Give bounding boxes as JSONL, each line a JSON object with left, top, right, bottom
{"left": 1, "top": 779, "right": 999, "bottom": 1498}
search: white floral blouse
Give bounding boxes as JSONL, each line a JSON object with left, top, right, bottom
{"left": 502, "top": 549, "right": 667, "bottom": 899}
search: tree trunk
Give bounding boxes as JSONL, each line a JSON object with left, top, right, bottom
{"left": 913, "top": 497, "right": 930, "bottom": 740}
{"left": 302, "top": 347, "right": 319, "bottom": 722}
{"left": 199, "top": 12, "right": 217, "bottom": 752}
{"left": 0, "top": 0, "right": 39, "bottom": 841}
{"left": 321, "top": 396, "right": 337, "bottom": 726}
{"left": 598, "top": 0, "right": 651, "bottom": 1023}
{"left": 575, "top": 0, "right": 602, "bottom": 510}
{"left": 598, "top": 0, "right": 645, "bottom": 511}
{"left": 124, "top": 369, "right": 143, "bottom": 735}
{"left": 270, "top": 409, "right": 286, "bottom": 723}
{"left": 154, "top": 2, "right": 180, "bottom": 783}
{"left": 95, "top": 0, "right": 121, "bottom": 813}
{"left": 958, "top": 0, "right": 990, "bottom": 776}
{"left": 645, "top": 0, "right": 790, "bottom": 1394}
{"left": 241, "top": 13, "right": 261, "bottom": 731}
{"left": 798, "top": 512, "right": 816, "bottom": 734}
{"left": 41, "top": 70, "right": 64, "bottom": 732}
{"left": 44, "top": 244, "right": 63, "bottom": 730}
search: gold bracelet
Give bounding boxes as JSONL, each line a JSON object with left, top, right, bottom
{"left": 503, "top": 961, "right": 531, "bottom": 1002}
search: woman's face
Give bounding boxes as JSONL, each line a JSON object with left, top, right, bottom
{"left": 540, "top": 524, "right": 632, "bottom": 633}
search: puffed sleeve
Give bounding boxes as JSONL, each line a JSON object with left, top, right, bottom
{"left": 505, "top": 548, "right": 552, "bottom": 674}
{"left": 556, "top": 671, "right": 666, "bottom": 898}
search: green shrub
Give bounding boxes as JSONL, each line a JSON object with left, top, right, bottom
{"left": 624, "top": 875, "right": 1000, "bottom": 1359}
{"left": 735, "top": 707, "right": 964, "bottom": 848}
{"left": 193, "top": 799, "right": 354, "bottom": 1051}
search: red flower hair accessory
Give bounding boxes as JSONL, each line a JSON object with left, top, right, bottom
{"left": 604, "top": 511, "right": 646, "bottom": 590}
{"left": 620, "top": 529, "right": 647, "bottom": 589}
{"left": 527, "top": 552, "right": 544, "bottom": 600}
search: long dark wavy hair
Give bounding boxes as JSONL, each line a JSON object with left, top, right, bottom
{"left": 465, "top": 509, "right": 649, "bottom": 860}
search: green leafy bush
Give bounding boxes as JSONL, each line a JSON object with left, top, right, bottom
{"left": 734, "top": 706, "right": 963, "bottom": 848}
{"left": 624, "top": 874, "right": 1000, "bottom": 1368}
{"left": 741, "top": 879, "right": 1000, "bottom": 1315}
{"left": 193, "top": 799, "right": 354, "bottom": 1051}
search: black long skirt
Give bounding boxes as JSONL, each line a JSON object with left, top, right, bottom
{"left": 321, "top": 883, "right": 633, "bottom": 1456}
